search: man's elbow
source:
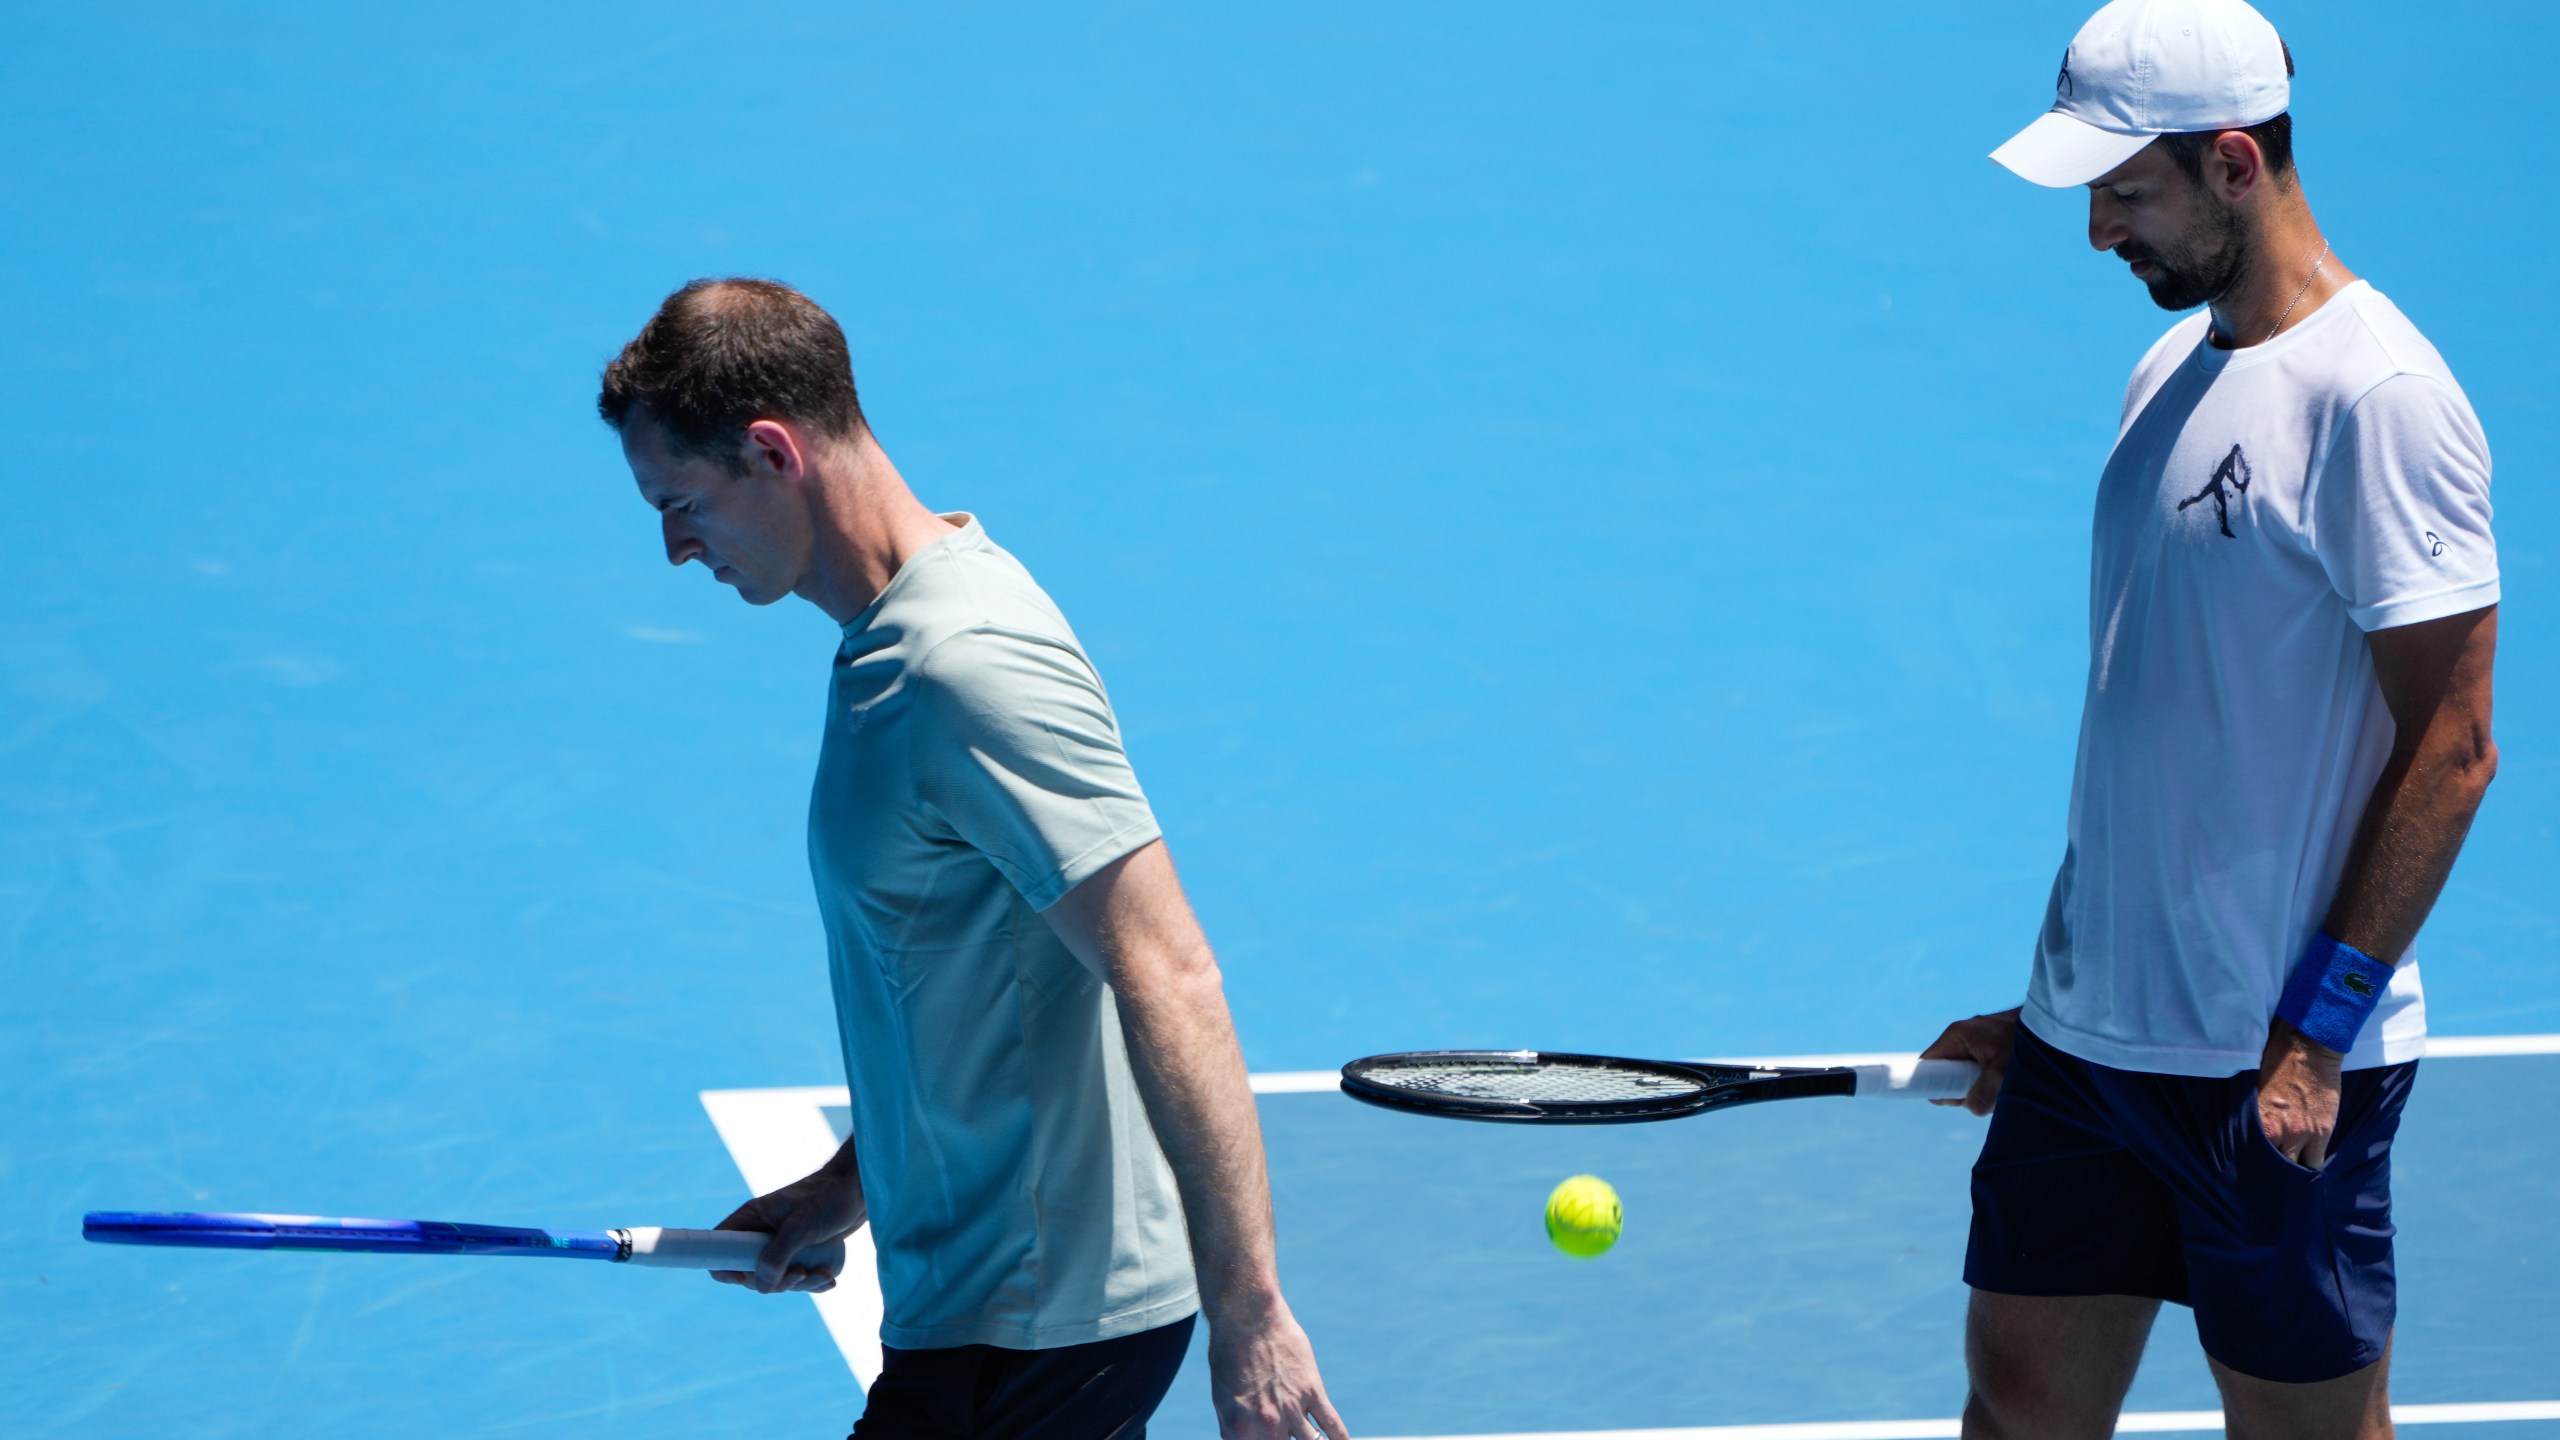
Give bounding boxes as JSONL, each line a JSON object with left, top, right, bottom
{"left": 1117, "top": 939, "right": 1228, "bottom": 1007}
{"left": 2467, "top": 736, "right": 2500, "bottom": 798}
{"left": 2440, "top": 729, "right": 2498, "bottom": 806}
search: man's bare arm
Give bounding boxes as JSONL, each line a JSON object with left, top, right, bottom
{"left": 2321, "top": 605, "right": 2500, "bottom": 960}
{"left": 1045, "top": 840, "right": 1345, "bottom": 1440}
{"left": 2259, "top": 604, "right": 2499, "bottom": 1164}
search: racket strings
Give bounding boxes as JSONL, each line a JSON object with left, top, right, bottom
{"left": 1361, "top": 1059, "right": 1709, "bottom": 1105}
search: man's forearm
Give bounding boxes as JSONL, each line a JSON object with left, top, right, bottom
{"left": 1115, "top": 957, "right": 1284, "bottom": 1321}
{"left": 2321, "top": 744, "right": 2495, "bottom": 964}
{"left": 1046, "top": 842, "right": 1287, "bottom": 1321}
{"left": 2320, "top": 609, "right": 2500, "bottom": 965}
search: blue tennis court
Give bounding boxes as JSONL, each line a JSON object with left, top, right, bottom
{"left": 6, "top": 2, "right": 2553, "bottom": 1436}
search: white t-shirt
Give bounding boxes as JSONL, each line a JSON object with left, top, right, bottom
{"left": 2022, "top": 282, "right": 2498, "bottom": 1078}
{"left": 809, "top": 516, "right": 1196, "bottom": 1350}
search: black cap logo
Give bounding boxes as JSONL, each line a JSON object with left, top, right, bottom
{"left": 2057, "top": 46, "right": 2075, "bottom": 98}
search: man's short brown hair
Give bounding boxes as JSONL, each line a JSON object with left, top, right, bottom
{"left": 597, "top": 278, "right": 865, "bottom": 468}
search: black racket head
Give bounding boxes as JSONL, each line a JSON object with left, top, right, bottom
{"left": 1339, "top": 1050, "right": 1806, "bottom": 1124}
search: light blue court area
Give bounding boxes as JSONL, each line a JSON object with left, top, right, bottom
{"left": 4, "top": 2, "right": 2555, "bottom": 1438}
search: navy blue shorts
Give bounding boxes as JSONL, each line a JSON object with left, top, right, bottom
{"left": 1964, "top": 1022, "right": 2415, "bottom": 1384}
{"left": 851, "top": 1313, "right": 1195, "bottom": 1440}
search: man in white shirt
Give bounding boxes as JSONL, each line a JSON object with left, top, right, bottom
{"left": 598, "top": 278, "right": 1346, "bottom": 1440}
{"left": 1923, "top": 2, "right": 2500, "bottom": 1435}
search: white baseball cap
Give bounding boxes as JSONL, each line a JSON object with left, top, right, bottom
{"left": 1992, "top": 0, "right": 2290, "bottom": 188}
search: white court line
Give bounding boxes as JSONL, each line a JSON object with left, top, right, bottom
{"left": 2422, "top": 1034, "right": 2560, "bottom": 1057}
{"left": 1365, "top": 1403, "right": 2560, "bottom": 1440}
{"left": 697, "top": 1087, "right": 885, "bottom": 1388}
{"left": 1259, "top": 1033, "right": 2560, "bottom": 1093}
{"left": 701, "top": 1034, "right": 2560, "bottom": 1404}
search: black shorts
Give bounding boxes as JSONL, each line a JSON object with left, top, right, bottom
{"left": 850, "top": 1313, "right": 1196, "bottom": 1440}
{"left": 1964, "top": 1023, "right": 2414, "bottom": 1384}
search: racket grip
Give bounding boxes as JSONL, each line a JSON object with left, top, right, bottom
{"left": 1849, "top": 1058, "right": 1980, "bottom": 1100}
{"left": 615, "top": 1227, "right": 816, "bottom": 1271}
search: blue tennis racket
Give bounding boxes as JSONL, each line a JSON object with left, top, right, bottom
{"left": 83, "top": 1211, "right": 836, "bottom": 1272}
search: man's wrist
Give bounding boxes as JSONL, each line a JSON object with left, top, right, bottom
{"left": 2274, "top": 931, "right": 2392, "bottom": 1055}
{"left": 2268, "top": 1015, "right": 2343, "bottom": 1065}
{"left": 1198, "top": 1270, "right": 1285, "bottom": 1329}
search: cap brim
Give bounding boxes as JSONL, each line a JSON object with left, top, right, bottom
{"left": 1990, "top": 111, "right": 2156, "bottom": 188}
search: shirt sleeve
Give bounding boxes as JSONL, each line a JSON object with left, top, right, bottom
{"left": 909, "top": 625, "right": 1162, "bottom": 911}
{"left": 2313, "top": 372, "right": 2500, "bottom": 632}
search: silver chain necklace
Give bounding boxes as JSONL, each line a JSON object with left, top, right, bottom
{"left": 2256, "top": 240, "right": 2332, "bottom": 345}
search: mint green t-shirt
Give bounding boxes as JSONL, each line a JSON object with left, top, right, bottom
{"left": 809, "top": 516, "right": 1197, "bottom": 1350}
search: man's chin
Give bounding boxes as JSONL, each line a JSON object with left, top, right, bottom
{"left": 2142, "top": 274, "right": 2213, "bottom": 313}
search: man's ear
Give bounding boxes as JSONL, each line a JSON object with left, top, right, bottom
{"left": 2208, "top": 130, "right": 2264, "bottom": 203}
{"left": 741, "top": 419, "right": 810, "bottom": 483}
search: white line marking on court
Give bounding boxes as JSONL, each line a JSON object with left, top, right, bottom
{"left": 2420, "top": 1034, "right": 2560, "bottom": 1057}
{"left": 1364, "top": 1402, "right": 2560, "bottom": 1439}
{"left": 1250, "top": 1071, "right": 1339, "bottom": 1093}
{"left": 700, "top": 1035, "right": 2560, "bottom": 1399}
{"left": 698, "top": 1087, "right": 883, "bottom": 1389}
{"left": 1265, "top": 1034, "right": 2560, "bottom": 1094}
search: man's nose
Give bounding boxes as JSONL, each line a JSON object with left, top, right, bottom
{"left": 2088, "top": 194, "right": 2127, "bottom": 252}
{"left": 663, "top": 513, "right": 703, "bottom": 567}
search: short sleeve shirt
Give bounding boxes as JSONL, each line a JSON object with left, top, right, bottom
{"left": 2023, "top": 282, "right": 2498, "bottom": 1078}
{"left": 808, "top": 516, "right": 1196, "bottom": 1349}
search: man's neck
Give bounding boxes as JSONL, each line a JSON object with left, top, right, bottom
{"left": 2207, "top": 197, "right": 2356, "bottom": 350}
{"left": 794, "top": 431, "right": 964, "bottom": 625}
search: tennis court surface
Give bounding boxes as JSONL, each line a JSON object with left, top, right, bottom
{"left": 7, "top": 2, "right": 2554, "bottom": 1436}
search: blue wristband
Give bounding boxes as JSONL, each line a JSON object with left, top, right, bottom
{"left": 2275, "top": 931, "right": 2394, "bottom": 1054}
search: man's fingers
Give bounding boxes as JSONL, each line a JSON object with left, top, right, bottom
{"left": 781, "top": 1265, "right": 836, "bottom": 1293}
{"left": 753, "top": 1220, "right": 816, "bottom": 1292}
{"left": 1962, "top": 1065, "right": 2002, "bottom": 1117}
{"left": 1308, "top": 1392, "right": 1350, "bottom": 1440}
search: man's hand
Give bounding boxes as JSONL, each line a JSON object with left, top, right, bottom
{"left": 1921, "top": 1007, "right": 2022, "bottom": 1116}
{"left": 709, "top": 1140, "right": 866, "bottom": 1295}
{"left": 2256, "top": 1017, "right": 2344, "bottom": 1168}
{"left": 1208, "top": 1296, "right": 1348, "bottom": 1440}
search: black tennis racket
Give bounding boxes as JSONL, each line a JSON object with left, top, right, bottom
{"left": 1339, "top": 1050, "right": 1979, "bottom": 1124}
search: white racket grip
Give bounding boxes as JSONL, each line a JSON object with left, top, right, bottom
{"left": 1849, "top": 1057, "right": 1980, "bottom": 1100}
{"left": 615, "top": 1227, "right": 846, "bottom": 1273}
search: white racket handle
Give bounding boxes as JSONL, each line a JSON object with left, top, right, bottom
{"left": 613, "top": 1227, "right": 844, "bottom": 1272}
{"left": 1848, "top": 1058, "right": 1979, "bottom": 1100}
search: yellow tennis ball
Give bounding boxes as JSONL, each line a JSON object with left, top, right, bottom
{"left": 1544, "top": 1174, "right": 1622, "bottom": 1259}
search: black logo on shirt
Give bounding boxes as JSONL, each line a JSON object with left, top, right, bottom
{"left": 2057, "top": 47, "right": 2074, "bottom": 98}
{"left": 2426, "top": 531, "right": 2447, "bottom": 556}
{"left": 2178, "top": 444, "right": 2252, "bottom": 538}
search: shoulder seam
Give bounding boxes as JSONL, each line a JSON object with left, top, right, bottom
{"left": 2339, "top": 367, "right": 2450, "bottom": 422}
{"left": 2344, "top": 294, "right": 2424, "bottom": 378}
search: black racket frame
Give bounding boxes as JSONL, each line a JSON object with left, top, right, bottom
{"left": 1338, "top": 1049, "right": 1858, "bottom": 1124}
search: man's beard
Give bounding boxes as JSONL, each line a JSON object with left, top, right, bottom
{"left": 2117, "top": 192, "right": 2250, "bottom": 312}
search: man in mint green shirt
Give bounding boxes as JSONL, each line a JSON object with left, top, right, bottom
{"left": 600, "top": 278, "right": 1344, "bottom": 1440}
